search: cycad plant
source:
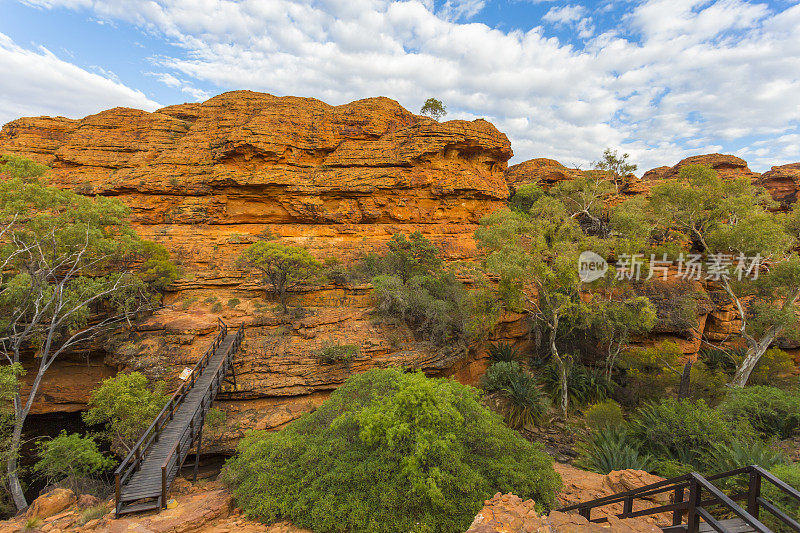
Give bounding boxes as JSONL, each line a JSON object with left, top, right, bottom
{"left": 501, "top": 373, "right": 550, "bottom": 429}
{"left": 576, "top": 426, "right": 653, "bottom": 475}
{"left": 488, "top": 342, "right": 521, "bottom": 362}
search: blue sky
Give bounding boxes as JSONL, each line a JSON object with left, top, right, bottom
{"left": 1, "top": 0, "right": 798, "bottom": 172}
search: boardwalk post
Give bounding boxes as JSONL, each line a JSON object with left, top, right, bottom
{"left": 672, "top": 485, "right": 684, "bottom": 525}
{"left": 115, "top": 473, "right": 120, "bottom": 514}
{"left": 161, "top": 466, "right": 167, "bottom": 508}
{"left": 747, "top": 467, "right": 761, "bottom": 520}
{"left": 192, "top": 422, "right": 204, "bottom": 483}
{"left": 687, "top": 478, "right": 700, "bottom": 533}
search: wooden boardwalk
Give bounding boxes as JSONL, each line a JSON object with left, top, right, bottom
{"left": 114, "top": 322, "right": 243, "bottom": 516}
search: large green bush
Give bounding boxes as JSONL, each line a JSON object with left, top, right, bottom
{"left": 223, "top": 368, "right": 561, "bottom": 533}
{"left": 763, "top": 463, "right": 800, "bottom": 533}
{"left": 83, "top": 372, "right": 169, "bottom": 454}
{"left": 628, "top": 398, "right": 746, "bottom": 470}
{"left": 34, "top": 432, "right": 115, "bottom": 493}
{"left": 717, "top": 386, "right": 800, "bottom": 439}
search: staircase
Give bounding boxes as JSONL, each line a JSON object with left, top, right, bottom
{"left": 559, "top": 465, "right": 800, "bottom": 532}
{"left": 113, "top": 320, "right": 243, "bottom": 517}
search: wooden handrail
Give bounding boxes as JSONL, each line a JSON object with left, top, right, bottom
{"left": 113, "top": 320, "right": 229, "bottom": 515}
{"left": 157, "top": 323, "right": 243, "bottom": 507}
{"left": 559, "top": 465, "right": 798, "bottom": 532}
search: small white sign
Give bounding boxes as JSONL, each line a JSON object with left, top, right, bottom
{"left": 178, "top": 367, "right": 193, "bottom": 381}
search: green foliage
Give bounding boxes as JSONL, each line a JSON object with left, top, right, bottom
{"left": 223, "top": 368, "right": 560, "bottom": 533}
{"left": 33, "top": 431, "right": 115, "bottom": 492}
{"left": 541, "top": 361, "right": 613, "bottom": 407}
{"left": 687, "top": 360, "right": 730, "bottom": 405}
{"left": 210, "top": 302, "right": 223, "bottom": 313}
{"left": 315, "top": 342, "right": 360, "bottom": 364}
{"left": 481, "top": 361, "right": 524, "bottom": 392}
{"left": 508, "top": 184, "right": 545, "bottom": 213}
{"left": 618, "top": 342, "right": 683, "bottom": 405}
{"left": 420, "top": 98, "right": 447, "bottom": 121}
{"left": 237, "top": 240, "right": 322, "bottom": 312}
{"left": 83, "top": 372, "right": 169, "bottom": 454}
{"left": 592, "top": 148, "right": 637, "bottom": 192}
{"left": 749, "top": 348, "right": 796, "bottom": 387}
{"left": 576, "top": 427, "right": 653, "bottom": 475}
{"left": 204, "top": 407, "right": 227, "bottom": 439}
{"left": 628, "top": 398, "right": 744, "bottom": 470}
{"left": 370, "top": 232, "right": 493, "bottom": 347}
{"left": 500, "top": 372, "right": 550, "bottom": 429}
{"left": 717, "top": 386, "right": 800, "bottom": 439}
{"left": 707, "top": 439, "right": 786, "bottom": 474}
{"left": 763, "top": 463, "right": 800, "bottom": 533}
{"left": 0, "top": 154, "right": 48, "bottom": 179}
{"left": 588, "top": 294, "right": 657, "bottom": 374}
{"left": 487, "top": 343, "right": 520, "bottom": 363}
{"left": 227, "top": 298, "right": 240, "bottom": 308}
{"left": 584, "top": 399, "right": 625, "bottom": 431}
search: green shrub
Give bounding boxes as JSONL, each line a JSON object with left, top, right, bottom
{"left": 541, "top": 362, "right": 612, "bottom": 407}
{"left": 576, "top": 427, "right": 653, "bottom": 475}
{"left": 585, "top": 399, "right": 624, "bottom": 431}
{"left": 618, "top": 342, "right": 682, "bottom": 405}
{"left": 628, "top": 398, "right": 744, "bottom": 470}
{"left": 204, "top": 407, "right": 227, "bottom": 439}
{"left": 707, "top": 439, "right": 786, "bottom": 474}
{"left": 717, "top": 386, "right": 800, "bottom": 439}
{"left": 651, "top": 459, "right": 694, "bottom": 479}
{"left": 509, "top": 184, "right": 545, "bottom": 213}
{"left": 481, "top": 361, "right": 523, "bottom": 392}
{"left": 749, "top": 348, "right": 796, "bottom": 387}
{"left": 501, "top": 373, "right": 550, "bottom": 429}
{"left": 227, "top": 298, "right": 240, "bottom": 308}
{"left": 315, "top": 342, "right": 360, "bottom": 364}
{"left": 697, "top": 347, "right": 741, "bottom": 376}
{"left": 763, "top": 463, "right": 800, "bottom": 533}
{"left": 211, "top": 302, "right": 223, "bottom": 313}
{"left": 223, "top": 369, "right": 561, "bottom": 533}
{"left": 34, "top": 432, "right": 115, "bottom": 493}
{"left": 78, "top": 503, "right": 110, "bottom": 525}
{"left": 688, "top": 360, "right": 729, "bottom": 405}
{"left": 488, "top": 343, "right": 520, "bottom": 363}
{"left": 83, "top": 372, "right": 169, "bottom": 454}
{"left": 369, "top": 232, "right": 495, "bottom": 347}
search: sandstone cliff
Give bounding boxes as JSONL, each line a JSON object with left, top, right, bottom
{"left": 0, "top": 91, "right": 515, "bottom": 448}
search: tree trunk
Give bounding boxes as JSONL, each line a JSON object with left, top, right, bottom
{"left": 678, "top": 360, "right": 693, "bottom": 399}
{"left": 730, "top": 330, "right": 778, "bottom": 387}
{"left": 6, "top": 419, "right": 26, "bottom": 510}
{"left": 549, "top": 319, "right": 568, "bottom": 418}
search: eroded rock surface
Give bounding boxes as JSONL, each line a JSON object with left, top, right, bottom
{"left": 0, "top": 91, "right": 515, "bottom": 442}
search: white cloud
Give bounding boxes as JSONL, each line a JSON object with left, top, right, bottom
{"left": 0, "top": 32, "right": 160, "bottom": 125}
{"left": 11, "top": 0, "right": 800, "bottom": 172}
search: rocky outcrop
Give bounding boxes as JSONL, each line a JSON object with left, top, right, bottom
{"left": 640, "top": 153, "right": 760, "bottom": 182}
{"left": 0, "top": 91, "right": 515, "bottom": 440}
{"left": 504, "top": 158, "right": 583, "bottom": 191}
{"left": 466, "top": 493, "right": 661, "bottom": 533}
{"left": 759, "top": 163, "right": 800, "bottom": 210}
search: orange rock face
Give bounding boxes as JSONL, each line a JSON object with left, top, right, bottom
{"left": 758, "top": 163, "right": 800, "bottom": 210}
{"left": 0, "top": 90, "right": 514, "bottom": 438}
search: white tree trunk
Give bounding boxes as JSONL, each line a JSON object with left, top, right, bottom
{"left": 730, "top": 329, "right": 779, "bottom": 387}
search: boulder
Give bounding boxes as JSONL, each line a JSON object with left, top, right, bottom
{"left": 758, "top": 162, "right": 800, "bottom": 210}
{"left": 26, "top": 488, "right": 76, "bottom": 520}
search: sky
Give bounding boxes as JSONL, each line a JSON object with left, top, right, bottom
{"left": 0, "top": 0, "right": 798, "bottom": 172}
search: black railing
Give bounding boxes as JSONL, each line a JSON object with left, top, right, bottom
{"left": 559, "top": 465, "right": 800, "bottom": 533}
{"left": 113, "top": 319, "right": 230, "bottom": 515}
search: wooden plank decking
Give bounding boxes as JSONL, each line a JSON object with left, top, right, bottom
{"left": 115, "top": 327, "right": 240, "bottom": 515}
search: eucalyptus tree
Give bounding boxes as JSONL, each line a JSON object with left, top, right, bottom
{"left": 0, "top": 157, "right": 176, "bottom": 510}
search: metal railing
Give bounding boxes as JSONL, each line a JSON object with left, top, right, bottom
{"left": 559, "top": 465, "right": 800, "bottom": 532}
{"left": 113, "top": 319, "right": 230, "bottom": 515}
